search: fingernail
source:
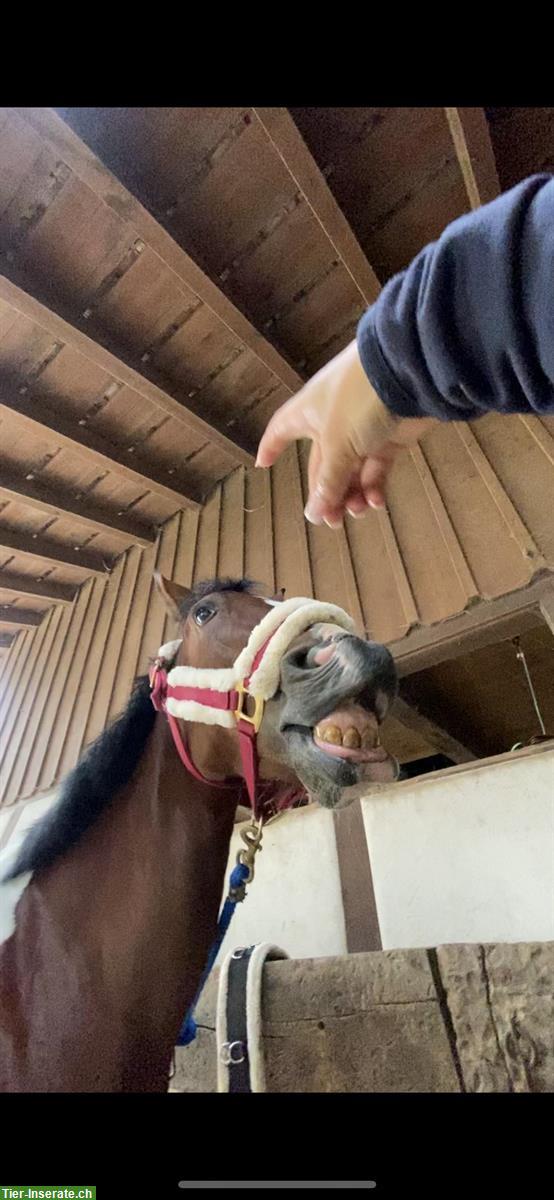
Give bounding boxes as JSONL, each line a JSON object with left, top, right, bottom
{"left": 346, "top": 507, "right": 366, "bottom": 520}
{"left": 324, "top": 517, "right": 343, "bottom": 530}
{"left": 304, "top": 503, "right": 324, "bottom": 526}
{"left": 368, "top": 499, "right": 386, "bottom": 510}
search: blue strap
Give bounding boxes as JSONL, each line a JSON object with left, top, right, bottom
{"left": 177, "top": 861, "right": 250, "bottom": 1046}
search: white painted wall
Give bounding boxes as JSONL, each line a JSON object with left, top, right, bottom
{"left": 216, "top": 804, "right": 347, "bottom": 962}
{"left": 362, "top": 746, "right": 554, "bottom": 950}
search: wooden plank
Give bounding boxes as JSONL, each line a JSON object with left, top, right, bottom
{"left": 217, "top": 468, "right": 245, "bottom": 579}
{"left": 172, "top": 507, "right": 200, "bottom": 590}
{"left": 393, "top": 696, "right": 477, "bottom": 763}
{"left": 253, "top": 107, "right": 381, "bottom": 306}
{"left": 0, "top": 269, "right": 254, "bottom": 468}
{"left": 297, "top": 440, "right": 364, "bottom": 624}
{"left": 17, "top": 603, "right": 73, "bottom": 799}
{"left": 389, "top": 576, "right": 551, "bottom": 676}
{"left": 54, "top": 576, "right": 108, "bottom": 781}
{"left": 444, "top": 108, "right": 500, "bottom": 209}
{"left": 454, "top": 423, "right": 544, "bottom": 567}
{"left": 136, "top": 518, "right": 181, "bottom": 682}
{"left": 0, "top": 569, "right": 76, "bottom": 605}
{"left": 271, "top": 445, "right": 313, "bottom": 597}
{"left": 192, "top": 488, "right": 222, "bottom": 585}
{"left": 0, "top": 631, "right": 15, "bottom": 649}
{"left": 36, "top": 581, "right": 95, "bottom": 789}
{"left": 0, "top": 525, "right": 110, "bottom": 575}
{"left": 0, "top": 617, "right": 51, "bottom": 786}
{"left": 0, "top": 628, "right": 34, "bottom": 740}
{"left": 14, "top": 107, "right": 303, "bottom": 396}
{"left": 1, "top": 606, "right": 64, "bottom": 804}
{"left": 334, "top": 801, "right": 382, "bottom": 952}
{"left": 0, "top": 467, "right": 154, "bottom": 546}
{"left": 409, "top": 443, "right": 478, "bottom": 603}
{"left": 0, "top": 628, "right": 26, "bottom": 704}
{"left": 0, "top": 389, "right": 201, "bottom": 510}
{"left": 244, "top": 467, "right": 274, "bottom": 592}
{"left": 0, "top": 608, "right": 42, "bottom": 627}
{"left": 110, "top": 543, "right": 155, "bottom": 716}
{"left": 78, "top": 554, "right": 126, "bottom": 749}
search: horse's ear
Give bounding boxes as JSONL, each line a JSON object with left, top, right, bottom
{"left": 271, "top": 587, "right": 286, "bottom": 602}
{"left": 154, "top": 571, "right": 191, "bottom": 621}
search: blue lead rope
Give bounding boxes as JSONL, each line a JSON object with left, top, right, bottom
{"left": 177, "top": 861, "right": 251, "bottom": 1046}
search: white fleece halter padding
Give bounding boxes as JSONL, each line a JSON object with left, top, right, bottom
{"left": 162, "top": 597, "right": 355, "bottom": 727}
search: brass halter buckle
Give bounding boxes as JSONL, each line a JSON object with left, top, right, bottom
{"left": 233, "top": 681, "right": 265, "bottom": 733}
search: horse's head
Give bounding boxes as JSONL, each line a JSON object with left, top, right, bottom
{"left": 155, "top": 575, "right": 398, "bottom": 810}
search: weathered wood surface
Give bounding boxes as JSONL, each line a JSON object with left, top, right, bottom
{"left": 171, "top": 942, "right": 553, "bottom": 1093}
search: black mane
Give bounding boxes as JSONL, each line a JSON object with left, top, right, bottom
{"left": 3, "top": 577, "right": 259, "bottom": 883}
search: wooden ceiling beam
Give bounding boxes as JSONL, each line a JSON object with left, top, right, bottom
{"left": 0, "top": 268, "right": 254, "bottom": 470}
{"left": 0, "top": 388, "right": 201, "bottom": 512}
{"left": 0, "top": 570, "right": 76, "bottom": 606}
{"left": 389, "top": 576, "right": 551, "bottom": 676}
{"left": 0, "top": 527, "right": 109, "bottom": 576}
{"left": 0, "top": 469, "right": 155, "bottom": 548}
{"left": 0, "top": 608, "right": 43, "bottom": 628}
{"left": 11, "top": 107, "right": 304, "bottom": 395}
{"left": 444, "top": 108, "right": 500, "bottom": 210}
{"left": 393, "top": 696, "right": 477, "bottom": 764}
{"left": 252, "top": 107, "right": 381, "bottom": 306}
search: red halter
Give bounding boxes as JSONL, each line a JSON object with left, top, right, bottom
{"left": 149, "top": 632, "right": 304, "bottom": 820}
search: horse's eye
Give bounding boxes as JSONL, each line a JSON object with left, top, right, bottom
{"left": 194, "top": 604, "right": 215, "bottom": 626}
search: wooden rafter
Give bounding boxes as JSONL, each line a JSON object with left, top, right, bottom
{"left": 0, "top": 270, "right": 254, "bottom": 471}
{"left": 0, "top": 527, "right": 109, "bottom": 576}
{"left": 444, "top": 108, "right": 500, "bottom": 210}
{"left": 393, "top": 696, "right": 477, "bottom": 764}
{"left": 0, "top": 387, "right": 201, "bottom": 512}
{"left": 0, "top": 469, "right": 155, "bottom": 548}
{"left": 252, "top": 107, "right": 381, "bottom": 306}
{"left": 0, "top": 570, "right": 76, "bottom": 606}
{"left": 389, "top": 577, "right": 551, "bottom": 676}
{"left": 12, "top": 107, "right": 304, "bottom": 394}
{"left": 0, "top": 608, "right": 43, "bottom": 628}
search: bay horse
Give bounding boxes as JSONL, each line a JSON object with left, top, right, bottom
{"left": 0, "top": 574, "right": 398, "bottom": 1092}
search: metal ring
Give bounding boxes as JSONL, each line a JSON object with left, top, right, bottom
{"left": 220, "top": 1039, "right": 246, "bottom": 1066}
{"left": 231, "top": 947, "right": 248, "bottom": 959}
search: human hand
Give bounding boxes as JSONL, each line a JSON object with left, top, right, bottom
{"left": 256, "top": 340, "right": 434, "bottom": 526}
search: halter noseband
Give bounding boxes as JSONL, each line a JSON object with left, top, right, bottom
{"left": 149, "top": 596, "right": 355, "bottom": 820}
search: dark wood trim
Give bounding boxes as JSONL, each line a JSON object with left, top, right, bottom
{"left": 0, "top": 608, "right": 43, "bottom": 627}
{"left": 13, "top": 107, "right": 303, "bottom": 395}
{"left": 253, "top": 107, "right": 381, "bottom": 306}
{"left": 0, "top": 387, "right": 201, "bottom": 511}
{"left": 0, "top": 527, "right": 109, "bottom": 575}
{"left": 393, "top": 697, "right": 477, "bottom": 763}
{"left": 0, "top": 470, "right": 154, "bottom": 547}
{"left": 444, "top": 108, "right": 500, "bottom": 209}
{"left": 334, "top": 800, "right": 382, "bottom": 953}
{"left": 0, "top": 269, "right": 254, "bottom": 469}
{"left": 0, "top": 570, "right": 76, "bottom": 606}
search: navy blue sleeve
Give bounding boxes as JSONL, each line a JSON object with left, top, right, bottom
{"left": 357, "top": 174, "right": 554, "bottom": 420}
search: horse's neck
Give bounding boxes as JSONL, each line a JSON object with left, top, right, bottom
{"left": 0, "top": 717, "right": 238, "bottom": 1092}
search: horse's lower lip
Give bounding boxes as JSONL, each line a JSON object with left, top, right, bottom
{"left": 312, "top": 734, "right": 388, "bottom": 763}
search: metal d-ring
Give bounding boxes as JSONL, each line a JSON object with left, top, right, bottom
{"left": 220, "top": 1039, "right": 246, "bottom": 1066}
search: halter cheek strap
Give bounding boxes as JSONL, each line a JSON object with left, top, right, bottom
{"left": 149, "top": 597, "right": 355, "bottom": 820}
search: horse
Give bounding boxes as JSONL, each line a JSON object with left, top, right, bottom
{"left": 0, "top": 574, "right": 398, "bottom": 1092}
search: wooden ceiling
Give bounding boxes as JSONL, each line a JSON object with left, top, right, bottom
{"left": 0, "top": 106, "right": 552, "bottom": 660}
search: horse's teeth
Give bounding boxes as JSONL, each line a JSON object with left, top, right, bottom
{"left": 361, "top": 728, "right": 379, "bottom": 749}
{"left": 321, "top": 725, "right": 343, "bottom": 745}
{"left": 343, "top": 727, "right": 361, "bottom": 749}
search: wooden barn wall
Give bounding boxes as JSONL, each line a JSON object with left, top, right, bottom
{"left": 0, "top": 409, "right": 551, "bottom": 809}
